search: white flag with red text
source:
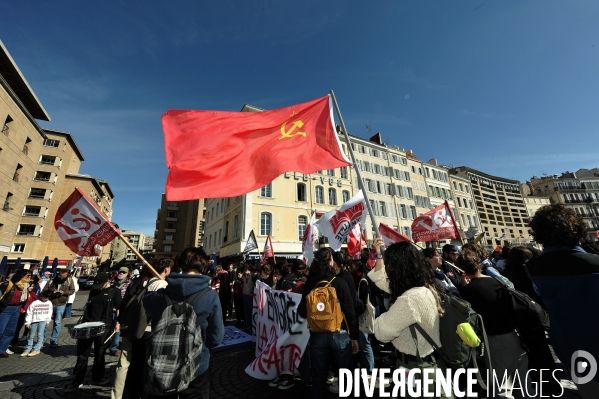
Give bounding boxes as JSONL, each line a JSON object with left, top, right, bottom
{"left": 260, "top": 235, "right": 274, "bottom": 266}
{"left": 347, "top": 222, "right": 366, "bottom": 259}
{"left": 316, "top": 190, "right": 368, "bottom": 252}
{"left": 410, "top": 200, "right": 461, "bottom": 243}
{"left": 302, "top": 213, "right": 318, "bottom": 267}
{"left": 54, "top": 188, "right": 120, "bottom": 256}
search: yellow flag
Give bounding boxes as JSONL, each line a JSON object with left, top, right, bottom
{"left": 473, "top": 232, "right": 485, "bottom": 244}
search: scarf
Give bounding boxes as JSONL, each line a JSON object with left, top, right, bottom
{"left": 0, "top": 279, "right": 27, "bottom": 301}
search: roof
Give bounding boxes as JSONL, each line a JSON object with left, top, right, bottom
{"left": 240, "top": 104, "right": 264, "bottom": 112}
{"left": 96, "top": 179, "right": 115, "bottom": 199}
{"left": 43, "top": 129, "right": 85, "bottom": 161}
{"left": 66, "top": 174, "right": 105, "bottom": 196}
{"left": 0, "top": 40, "right": 50, "bottom": 121}
{"left": 452, "top": 166, "right": 520, "bottom": 184}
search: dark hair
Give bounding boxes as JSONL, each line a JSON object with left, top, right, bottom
{"left": 504, "top": 246, "right": 532, "bottom": 272}
{"left": 39, "top": 290, "right": 50, "bottom": 298}
{"left": 175, "top": 247, "right": 210, "bottom": 274}
{"left": 383, "top": 242, "right": 442, "bottom": 303}
{"left": 11, "top": 269, "right": 29, "bottom": 283}
{"left": 149, "top": 257, "right": 173, "bottom": 275}
{"left": 501, "top": 245, "right": 511, "bottom": 259}
{"left": 529, "top": 204, "right": 587, "bottom": 247}
{"left": 349, "top": 259, "right": 369, "bottom": 276}
{"left": 309, "top": 248, "right": 335, "bottom": 278}
{"left": 461, "top": 243, "right": 488, "bottom": 263}
{"left": 332, "top": 251, "right": 349, "bottom": 270}
{"left": 456, "top": 246, "right": 484, "bottom": 275}
{"left": 442, "top": 244, "right": 456, "bottom": 255}
{"left": 422, "top": 247, "right": 438, "bottom": 258}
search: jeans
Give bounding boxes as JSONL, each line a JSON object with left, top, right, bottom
{"left": 49, "top": 304, "right": 66, "bottom": 344}
{"left": 243, "top": 294, "right": 253, "bottom": 329}
{"left": 358, "top": 331, "right": 374, "bottom": 373}
{"left": 25, "top": 321, "right": 47, "bottom": 351}
{"left": 73, "top": 330, "right": 111, "bottom": 385}
{"left": 0, "top": 305, "right": 21, "bottom": 353}
{"left": 309, "top": 331, "right": 353, "bottom": 399}
{"left": 64, "top": 303, "right": 73, "bottom": 318}
{"left": 110, "top": 312, "right": 120, "bottom": 352}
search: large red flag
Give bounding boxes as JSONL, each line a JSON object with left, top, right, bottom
{"left": 379, "top": 223, "right": 412, "bottom": 246}
{"left": 260, "top": 235, "right": 274, "bottom": 266}
{"left": 410, "top": 200, "right": 461, "bottom": 243}
{"left": 54, "top": 188, "right": 120, "bottom": 256}
{"left": 163, "top": 95, "right": 351, "bottom": 200}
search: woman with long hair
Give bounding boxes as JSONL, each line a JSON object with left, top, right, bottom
{"left": 369, "top": 239, "right": 452, "bottom": 398}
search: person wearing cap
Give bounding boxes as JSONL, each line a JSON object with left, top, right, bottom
{"left": 108, "top": 267, "right": 130, "bottom": 356}
{"left": 65, "top": 273, "right": 122, "bottom": 392}
{"left": 42, "top": 265, "right": 75, "bottom": 347}
{"left": 440, "top": 244, "right": 464, "bottom": 291}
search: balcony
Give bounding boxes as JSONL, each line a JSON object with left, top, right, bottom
{"left": 167, "top": 206, "right": 179, "bottom": 211}
{"left": 22, "top": 212, "right": 41, "bottom": 217}
{"left": 164, "top": 228, "right": 176, "bottom": 233}
{"left": 166, "top": 217, "right": 177, "bottom": 222}
{"left": 163, "top": 240, "right": 175, "bottom": 245}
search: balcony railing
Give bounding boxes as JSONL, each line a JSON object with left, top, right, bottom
{"left": 1, "top": 124, "right": 9, "bottom": 136}
{"left": 34, "top": 177, "right": 51, "bottom": 182}
{"left": 17, "top": 231, "right": 35, "bottom": 236}
{"left": 13, "top": 173, "right": 20, "bottom": 182}
{"left": 22, "top": 212, "right": 40, "bottom": 217}
{"left": 39, "top": 161, "right": 55, "bottom": 166}
{"left": 22, "top": 145, "right": 28, "bottom": 155}
{"left": 28, "top": 194, "right": 46, "bottom": 199}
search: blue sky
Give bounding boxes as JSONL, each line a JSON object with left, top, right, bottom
{"left": 3, "top": 1, "right": 599, "bottom": 235}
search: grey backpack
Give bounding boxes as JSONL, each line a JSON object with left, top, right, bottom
{"left": 146, "top": 288, "right": 210, "bottom": 395}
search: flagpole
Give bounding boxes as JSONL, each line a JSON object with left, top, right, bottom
{"left": 330, "top": 90, "right": 381, "bottom": 240}
{"left": 118, "top": 234, "right": 163, "bottom": 280}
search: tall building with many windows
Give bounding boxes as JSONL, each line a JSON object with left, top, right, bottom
{"left": 1, "top": 40, "right": 114, "bottom": 270}
{"left": 448, "top": 174, "right": 480, "bottom": 240}
{"left": 153, "top": 195, "right": 204, "bottom": 258}
{"left": 529, "top": 168, "right": 599, "bottom": 240}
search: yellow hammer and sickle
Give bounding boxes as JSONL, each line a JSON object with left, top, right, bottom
{"left": 279, "top": 120, "right": 306, "bottom": 140}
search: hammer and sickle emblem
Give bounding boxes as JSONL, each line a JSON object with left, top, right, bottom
{"left": 279, "top": 120, "right": 306, "bottom": 140}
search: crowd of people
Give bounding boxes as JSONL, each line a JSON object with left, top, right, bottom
{"left": 0, "top": 203, "right": 598, "bottom": 399}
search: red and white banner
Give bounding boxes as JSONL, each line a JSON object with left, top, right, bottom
{"left": 347, "top": 223, "right": 366, "bottom": 259}
{"left": 316, "top": 190, "right": 368, "bottom": 251}
{"left": 379, "top": 223, "right": 412, "bottom": 246}
{"left": 302, "top": 213, "right": 318, "bottom": 267}
{"left": 54, "top": 188, "right": 120, "bottom": 256}
{"left": 260, "top": 235, "right": 274, "bottom": 266}
{"left": 246, "top": 281, "right": 309, "bottom": 380}
{"left": 410, "top": 200, "right": 461, "bottom": 243}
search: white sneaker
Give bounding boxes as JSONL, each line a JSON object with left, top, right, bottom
{"left": 5, "top": 349, "right": 13, "bottom": 355}
{"left": 326, "top": 371, "right": 335, "bottom": 384}
{"left": 329, "top": 381, "right": 339, "bottom": 393}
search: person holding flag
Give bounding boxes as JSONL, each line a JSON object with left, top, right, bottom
{"left": 260, "top": 235, "right": 274, "bottom": 266}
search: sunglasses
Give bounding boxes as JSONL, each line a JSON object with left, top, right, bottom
{"left": 118, "top": 271, "right": 128, "bottom": 274}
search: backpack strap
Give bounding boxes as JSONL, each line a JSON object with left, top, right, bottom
{"left": 163, "top": 287, "right": 211, "bottom": 308}
{"left": 316, "top": 277, "right": 335, "bottom": 288}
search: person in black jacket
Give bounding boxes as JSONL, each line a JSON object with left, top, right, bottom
{"left": 65, "top": 273, "right": 122, "bottom": 392}
{"left": 298, "top": 248, "right": 359, "bottom": 399}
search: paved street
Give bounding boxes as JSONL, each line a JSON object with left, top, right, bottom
{"left": 0, "top": 294, "right": 584, "bottom": 399}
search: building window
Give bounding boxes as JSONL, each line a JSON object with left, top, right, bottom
{"left": 165, "top": 234, "right": 173, "bottom": 240}
{"left": 457, "top": 197, "right": 462, "bottom": 207}
{"left": 340, "top": 167, "right": 348, "bottom": 179}
{"left": 3, "top": 192, "right": 13, "bottom": 211}
{"left": 168, "top": 211, "right": 177, "bottom": 218}
{"left": 208, "top": 236, "right": 212, "bottom": 248}
{"left": 168, "top": 202, "right": 177, "bottom": 207}
{"left": 298, "top": 215, "right": 307, "bottom": 241}
{"left": 216, "top": 203, "right": 220, "bottom": 215}
{"left": 260, "top": 183, "right": 272, "bottom": 198}
{"left": 211, "top": 207, "right": 214, "bottom": 220}
{"left": 23, "top": 206, "right": 41, "bottom": 217}
{"left": 17, "top": 224, "right": 36, "bottom": 236}
{"left": 378, "top": 201, "right": 387, "bottom": 217}
{"left": 328, "top": 188, "right": 337, "bottom": 206}
{"left": 43, "top": 138, "right": 60, "bottom": 147}
{"left": 34, "top": 171, "right": 52, "bottom": 182}
{"left": 224, "top": 221, "right": 229, "bottom": 242}
{"left": 166, "top": 222, "right": 175, "bottom": 229}
{"left": 233, "top": 215, "right": 239, "bottom": 239}
{"left": 218, "top": 229, "right": 222, "bottom": 244}
{"left": 260, "top": 213, "right": 272, "bottom": 236}
{"left": 164, "top": 245, "right": 172, "bottom": 253}
{"left": 12, "top": 243, "right": 25, "bottom": 253}
{"left": 39, "top": 155, "right": 57, "bottom": 166}
{"left": 315, "top": 186, "right": 324, "bottom": 204}
{"left": 297, "top": 183, "right": 307, "bottom": 202}
{"left": 327, "top": 169, "right": 335, "bottom": 176}
{"left": 342, "top": 190, "right": 350, "bottom": 203}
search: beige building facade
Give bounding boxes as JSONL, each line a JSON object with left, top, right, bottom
{"left": 451, "top": 166, "right": 529, "bottom": 249}
{"left": 529, "top": 169, "right": 599, "bottom": 240}
{"left": 448, "top": 174, "right": 480, "bottom": 240}
{"left": 153, "top": 195, "right": 204, "bottom": 258}
{"left": 1, "top": 40, "right": 114, "bottom": 271}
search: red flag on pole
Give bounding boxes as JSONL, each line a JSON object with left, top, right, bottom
{"left": 347, "top": 223, "right": 366, "bottom": 259}
{"left": 163, "top": 95, "right": 351, "bottom": 200}
{"left": 379, "top": 223, "right": 412, "bottom": 246}
{"left": 54, "top": 188, "right": 120, "bottom": 256}
{"left": 260, "top": 235, "right": 274, "bottom": 266}
{"left": 410, "top": 200, "right": 461, "bottom": 243}
{"left": 302, "top": 214, "right": 318, "bottom": 267}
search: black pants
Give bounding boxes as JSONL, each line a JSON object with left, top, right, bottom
{"left": 73, "top": 331, "right": 111, "bottom": 385}
{"left": 10, "top": 312, "right": 27, "bottom": 345}
{"left": 123, "top": 333, "right": 150, "bottom": 399}
{"left": 233, "top": 298, "right": 244, "bottom": 322}
{"left": 219, "top": 294, "right": 231, "bottom": 320}
{"left": 147, "top": 370, "right": 210, "bottom": 399}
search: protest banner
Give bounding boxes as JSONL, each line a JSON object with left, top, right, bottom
{"left": 245, "top": 281, "right": 309, "bottom": 380}
{"left": 316, "top": 190, "right": 369, "bottom": 251}
{"left": 410, "top": 200, "right": 461, "bottom": 243}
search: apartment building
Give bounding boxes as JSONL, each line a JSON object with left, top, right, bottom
{"left": 529, "top": 168, "right": 599, "bottom": 240}
{"left": 448, "top": 174, "right": 480, "bottom": 239}
{"left": 451, "top": 166, "right": 529, "bottom": 248}
{"left": 153, "top": 195, "right": 204, "bottom": 258}
{"left": 1, "top": 40, "right": 114, "bottom": 270}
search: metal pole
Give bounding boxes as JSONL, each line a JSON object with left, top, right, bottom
{"left": 330, "top": 90, "right": 380, "bottom": 239}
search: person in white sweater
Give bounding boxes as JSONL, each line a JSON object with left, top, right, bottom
{"left": 368, "top": 238, "right": 454, "bottom": 399}
{"left": 22, "top": 291, "right": 53, "bottom": 356}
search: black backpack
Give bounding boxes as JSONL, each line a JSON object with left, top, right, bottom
{"left": 119, "top": 280, "right": 148, "bottom": 340}
{"left": 409, "top": 291, "right": 492, "bottom": 389}
{"left": 146, "top": 288, "right": 210, "bottom": 395}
